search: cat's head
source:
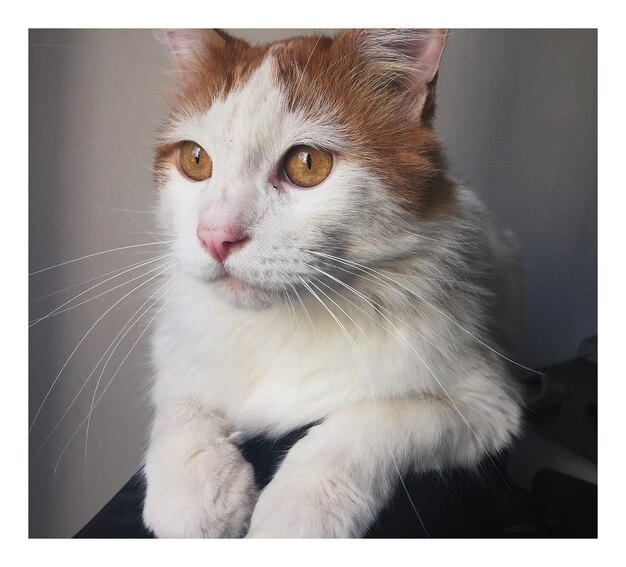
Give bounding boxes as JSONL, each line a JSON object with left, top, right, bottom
{"left": 154, "top": 29, "right": 452, "bottom": 309}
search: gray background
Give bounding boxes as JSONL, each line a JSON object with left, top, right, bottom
{"left": 29, "top": 29, "right": 597, "bottom": 538}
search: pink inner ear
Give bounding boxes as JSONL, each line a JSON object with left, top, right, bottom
{"left": 157, "top": 29, "right": 230, "bottom": 70}
{"left": 394, "top": 29, "right": 447, "bottom": 85}
{"left": 160, "top": 29, "right": 207, "bottom": 67}
{"left": 413, "top": 30, "right": 448, "bottom": 84}
{"left": 358, "top": 29, "right": 448, "bottom": 85}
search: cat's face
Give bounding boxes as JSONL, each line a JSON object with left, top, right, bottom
{"left": 155, "top": 29, "right": 451, "bottom": 309}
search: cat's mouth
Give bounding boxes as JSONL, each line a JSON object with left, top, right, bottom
{"left": 190, "top": 256, "right": 297, "bottom": 308}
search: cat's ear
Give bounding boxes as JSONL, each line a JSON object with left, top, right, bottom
{"left": 344, "top": 29, "right": 448, "bottom": 119}
{"left": 154, "top": 29, "right": 235, "bottom": 72}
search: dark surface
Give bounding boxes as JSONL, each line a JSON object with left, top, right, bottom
{"left": 530, "top": 469, "right": 597, "bottom": 538}
{"left": 75, "top": 473, "right": 150, "bottom": 538}
{"left": 364, "top": 465, "right": 501, "bottom": 538}
{"left": 525, "top": 358, "right": 597, "bottom": 463}
{"left": 75, "top": 355, "right": 597, "bottom": 538}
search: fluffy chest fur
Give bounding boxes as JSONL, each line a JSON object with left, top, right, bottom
{"left": 151, "top": 277, "right": 436, "bottom": 435}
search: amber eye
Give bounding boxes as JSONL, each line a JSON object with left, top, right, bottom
{"left": 179, "top": 141, "right": 213, "bottom": 181}
{"left": 284, "top": 145, "right": 333, "bottom": 188}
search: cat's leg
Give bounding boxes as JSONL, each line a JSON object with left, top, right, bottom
{"left": 247, "top": 381, "right": 521, "bottom": 538}
{"left": 143, "top": 398, "right": 257, "bottom": 538}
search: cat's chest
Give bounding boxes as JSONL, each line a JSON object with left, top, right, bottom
{"left": 150, "top": 284, "right": 393, "bottom": 435}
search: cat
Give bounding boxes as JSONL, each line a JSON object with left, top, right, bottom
{"left": 142, "top": 28, "right": 523, "bottom": 538}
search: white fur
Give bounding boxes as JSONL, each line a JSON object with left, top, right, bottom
{"left": 143, "top": 401, "right": 256, "bottom": 537}
{"left": 143, "top": 49, "right": 522, "bottom": 538}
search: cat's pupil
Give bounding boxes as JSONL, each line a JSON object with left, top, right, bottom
{"left": 301, "top": 152, "right": 312, "bottom": 170}
{"left": 193, "top": 146, "right": 201, "bottom": 165}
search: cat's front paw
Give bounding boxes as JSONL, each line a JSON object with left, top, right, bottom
{"left": 143, "top": 434, "right": 257, "bottom": 538}
{"left": 247, "top": 467, "right": 370, "bottom": 538}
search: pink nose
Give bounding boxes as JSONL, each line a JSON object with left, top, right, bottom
{"left": 197, "top": 227, "right": 249, "bottom": 263}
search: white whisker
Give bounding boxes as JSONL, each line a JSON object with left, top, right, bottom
{"left": 308, "top": 277, "right": 377, "bottom": 350}
{"left": 280, "top": 287, "right": 297, "bottom": 330}
{"left": 285, "top": 288, "right": 299, "bottom": 331}
{"left": 99, "top": 206, "right": 154, "bottom": 214}
{"left": 124, "top": 210, "right": 163, "bottom": 242}
{"left": 30, "top": 270, "right": 179, "bottom": 463}
{"left": 54, "top": 274, "right": 184, "bottom": 477}
{"left": 29, "top": 253, "right": 173, "bottom": 327}
{"left": 289, "top": 283, "right": 316, "bottom": 336}
{"left": 29, "top": 260, "right": 177, "bottom": 434}
{"left": 83, "top": 272, "right": 182, "bottom": 476}
{"left": 29, "top": 240, "right": 175, "bottom": 276}
{"left": 29, "top": 254, "right": 170, "bottom": 304}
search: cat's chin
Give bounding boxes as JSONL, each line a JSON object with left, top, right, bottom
{"left": 208, "top": 274, "right": 277, "bottom": 311}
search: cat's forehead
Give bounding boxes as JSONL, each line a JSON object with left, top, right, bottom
{"left": 167, "top": 35, "right": 333, "bottom": 119}
{"left": 171, "top": 57, "right": 282, "bottom": 142}
{"left": 168, "top": 52, "right": 345, "bottom": 167}
{"left": 164, "top": 35, "right": 347, "bottom": 152}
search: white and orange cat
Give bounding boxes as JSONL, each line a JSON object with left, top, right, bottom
{"left": 142, "top": 28, "right": 523, "bottom": 538}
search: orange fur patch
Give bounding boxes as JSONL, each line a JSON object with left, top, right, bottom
{"left": 173, "top": 31, "right": 271, "bottom": 117}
